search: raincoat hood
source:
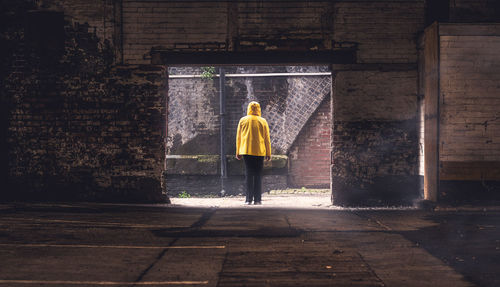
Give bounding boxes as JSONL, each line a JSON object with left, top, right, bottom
{"left": 247, "top": 101, "right": 261, "bottom": 116}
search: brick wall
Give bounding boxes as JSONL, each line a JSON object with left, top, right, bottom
{"left": 166, "top": 67, "right": 220, "bottom": 155}
{"left": 122, "top": 1, "right": 425, "bottom": 65}
{"left": 332, "top": 69, "right": 421, "bottom": 206}
{"left": 2, "top": 0, "right": 427, "bottom": 205}
{"left": 122, "top": 1, "right": 333, "bottom": 64}
{"left": 334, "top": 1, "right": 425, "bottom": 64}
{"left": 5, "top": 0, "right": 500, "bottom": 205}
{"left": 122, "top": 0, "right": 228, "bottom": 64}
{"left": 329, "top": 1, "right": 425, "bottom": 205}
{"left": 421, "top": 23, "right": 500, "bottom": 202}
{"left": 40, "top": 0, "right": 115, "bottom": 45}
{"left": 2, "top": 0, "right": 426, "bottom": 205}
{"left": 437, "top": 24, "right": 500, "bottom": 201}
{"left": 288, "top": 96, "right": 331, "bottom": 188}
{"left": 269, "top": 66, "right": 332, "bottom": 153}
{"left": 2, "top": 1, "right": 167, "bottom": 202}
{"left": 449, "top": 0, "right": 500, "bottom": 22}
{"left": 440, "top": 33, "right": 500, "bottom": 164}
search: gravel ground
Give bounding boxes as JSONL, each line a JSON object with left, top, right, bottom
{"left": 170, "top": 193, "right": 335, "bottom": 209}
{"left": 169, "top": 193, "right": 425, "bottom": 210}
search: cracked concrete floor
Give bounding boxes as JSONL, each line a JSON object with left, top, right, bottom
{"left": 0, "top": 200, "right": 498, "bottom": 286}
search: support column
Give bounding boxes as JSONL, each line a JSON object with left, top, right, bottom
{"left": 330, "top": 65, "right": 336, "bottom": 204}
{"left": 423, "top": 23, "right": 440, "bottom": 202}
{"left": 219, "top": 68, "right": 227, "bottom": 195}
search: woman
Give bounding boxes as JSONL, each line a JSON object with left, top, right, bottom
{"left": 236, "top": 101, "right": 271, "bottom": 205}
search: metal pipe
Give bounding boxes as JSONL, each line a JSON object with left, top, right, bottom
{"left": 168, "top": 72, "right": 332, "bottom": 79}
{"left": 219, "top": 68, "right": 227, "bottom": 196}
{"left": 119, "top": 0, "right": 124, "bottom": 64}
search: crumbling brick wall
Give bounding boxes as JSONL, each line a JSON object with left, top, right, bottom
{"left": 2, "top": 1, "right": 167, "bottom": 202}
{"left": 332, "top": 70, "right": 421, "bottom": 206}
{"left": 331, "top": 0, "right": 425, "bottom": 206}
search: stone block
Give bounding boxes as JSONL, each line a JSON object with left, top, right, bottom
{"left": 166, "top": 155, "right": 220, "bottom": 175}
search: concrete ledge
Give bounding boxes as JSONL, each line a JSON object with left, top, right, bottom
{"left": 166, "top": 155, "right": 219, "bottom": 175}
{"left": 439, "top": 180, "right": 500, "bottom": 204}
{"left": 439, "top": 23, "right": 500, "bottom": 36}
{"left": 166, "top": 175, "right": 287, "bottom": 197}
{"left": 440, "top": 161, "right": 500, "bottom": 181}
{"left": 166, "top": 155, "right": 288, "bottom": 176}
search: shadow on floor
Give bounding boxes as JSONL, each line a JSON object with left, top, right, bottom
{"left": 398, "top": 211, "right": 500, "bottom": 287}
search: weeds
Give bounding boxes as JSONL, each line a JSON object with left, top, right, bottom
{"left": 178, "top": 191, "right": 191, "bottom": 198}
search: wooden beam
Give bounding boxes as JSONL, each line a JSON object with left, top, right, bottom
{"left": 150, "top": 50, "right": 356, "bottom": 66}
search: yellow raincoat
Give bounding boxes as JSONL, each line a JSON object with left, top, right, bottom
{"left": 236, "top": 101, "right": 271, "bottom": 157}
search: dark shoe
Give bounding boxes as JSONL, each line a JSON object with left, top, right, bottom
{"left": 254, "top": 201, "right": 262, "bottom": 205}
{"left": 244, "top": 201, "right": 252, "bottom": 205}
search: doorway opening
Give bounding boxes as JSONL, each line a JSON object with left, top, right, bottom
{"left": 164, "top": 65, "right": 334, "bottom": 208}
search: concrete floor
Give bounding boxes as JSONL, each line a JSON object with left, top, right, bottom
{"left": 0, "top": 199, "right": 498, "bottom": 287}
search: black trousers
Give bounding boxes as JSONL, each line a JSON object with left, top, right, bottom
{"left": 243, "top": 155, "right": 264, "bottom": 203}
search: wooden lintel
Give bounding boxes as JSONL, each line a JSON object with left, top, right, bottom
{"left": 150, "top": 50, "right": 356, "bottom": 66}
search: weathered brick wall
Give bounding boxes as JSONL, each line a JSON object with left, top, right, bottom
{"left": 122, "top": 0, "right": 228, "bottom": 63}
{"left": 2, "top": 0, "right": 427, "bottom": 205}
{"left": 449, "top": 0, "right": 500, "bottom": 22}
{"left": 334, "top": 1, "right": 425, "bottom": 64}
{"left": 122, "top": 1, "right": 332, "bottom": 64}
{"left": 38, "top": 0, "right": 115, "bottom": 45}
{"left": 332, "top": 69, "right": 421, "bottom": 205}
{"left": 440, "top": 34, "right": 500, "bottom": 164}
{"left": 2, "top": 1, "right": 167, "bottom": 202}
{"left": 5, "top": 0, "right": 499, "bottom": 204}
{"left": 166, "top": 67, "right": 220, "bottom": 155}
{"left": 0, "top": 1, "right": 27, "bottom": 192}
{"left": 268, "top": 66, "right": 331, "bottom": 153}
{"left": 122, "top": 1, "right": 426, "bottom": 65}
{"left": 288, "top": 96, "right": 331, "bottom": 188}
{"left": 329, "top": 1, "right": 425, "bottom": 205}
{"left": 438, "top": 24, "right": 500, "bottom": 201}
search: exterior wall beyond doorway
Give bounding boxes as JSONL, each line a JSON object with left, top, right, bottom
{"left": 288, "top": 96, "right": 331, "bottom": 188}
